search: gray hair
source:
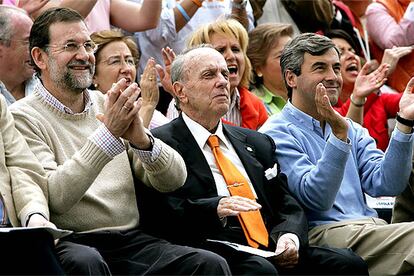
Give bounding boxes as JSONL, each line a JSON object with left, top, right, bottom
{"left": 171, "top": 44, "right": 214, "bottom": 83}
{"left": 0, "top": 6, "right": 27, "bottom": 46}
{"left": 280, "top": 32, "right": 338, "bottom": 99}
{"left": 170, "top": 44, "right": 215, "bottom": 111}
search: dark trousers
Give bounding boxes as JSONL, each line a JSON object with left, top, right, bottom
{"left": 0, "top": 228, "right": 64, "bottom": 275}
{"left": 203, "top": 219, "right": 368, "bottom": 275}
{"left": 56, "top": 228, "right": 231, "bottom": 275}
{"left": 203, "top": 242, "right": 368, "bottom": 275}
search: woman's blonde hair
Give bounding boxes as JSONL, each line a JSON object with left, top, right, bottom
{"left": 187, "top": 19, "right": 251, "bottom": 88}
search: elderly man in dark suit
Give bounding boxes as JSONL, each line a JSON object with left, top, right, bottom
{"left": 142, "top": 45, "right": 368, "bottom": 275}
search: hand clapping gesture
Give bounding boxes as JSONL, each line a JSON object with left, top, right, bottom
{"left": 96, "top": 78, "right": 152, "bottom": 149}
{"left": 315, "top": 83, "right": 348, "bottom": 141}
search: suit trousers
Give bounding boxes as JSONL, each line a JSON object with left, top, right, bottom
{"left": 55, "top": 228, "right": 231, "bottom": 275}
{"left": 203, "top": 241, "right": 367, "bottom": 275}
{"left": 309, "top": 217, "right": 414, "bottom": 275}
{"left": 0, "top": 228, "right": 64, "bottom": 275}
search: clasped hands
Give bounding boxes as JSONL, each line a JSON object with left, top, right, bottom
{"left": 96, "top": 78, "right": 151, "bottom": 149}
{"left": 217, "top": 196, "right": 299, "bottom": 268}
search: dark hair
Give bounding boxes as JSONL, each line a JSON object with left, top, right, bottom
{"left": 280, "top": 32, "right": 338, "bottom": 99}
{"left": 247, "top": 23, "right": 293, "bottom": 86}
{"left": 29, "top": 7, "right": 84, "bottom": 72}
{"left": 324, "top": 29, "right": 357, "bottom": 53}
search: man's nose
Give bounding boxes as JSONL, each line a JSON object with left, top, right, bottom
{"left": 325, "top": 67, "right": 339, "bottom": 81}
{"left": 75, "top": 46, "right": 90, "bottom": 61}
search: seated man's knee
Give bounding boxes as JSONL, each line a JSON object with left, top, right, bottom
{"left": 56, "top": 241, "right": 111, "bottom": 275}
{"left": 304, "top": 246, "right": 368, "bottom": 275}
{"left": 184, "top": 249, "right": 231, "bottom": 275}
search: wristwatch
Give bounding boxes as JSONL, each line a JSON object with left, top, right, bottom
{"left": 232, "top": 0, "right": 247, "bottom": 10}
{"left": 396, "top": 112, "right": 414, "bottom": 128}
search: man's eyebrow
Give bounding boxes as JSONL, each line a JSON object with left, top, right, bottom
{"left": 311, "top": 61, "right": 327, "bottom": 69}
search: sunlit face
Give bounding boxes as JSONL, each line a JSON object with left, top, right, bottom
{"left": 257, "top": 35, "right": 291, "bottom": 96}
{"left": 93, "top": 41, "right": 136, "bottom": 93}
{"left": 331, "top": 37, "right": 361, "bottom": 88}
{"left": 292, "top": 48, "right": 343, "bottom": 108}
{"left": 209, "top": 33, "right": 245, "bottom": 92}
{"left": 178, "top": 48, "right": 230, "bottom": 119}
{"left": 43, "top": 21, "right": 95, "bottom": 94}
{"left": 0, "top": 13, "right": 34, "bottom": 84}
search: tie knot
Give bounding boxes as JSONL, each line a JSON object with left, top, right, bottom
{"left": 207, "top": 135, "right": 220, "bottom": 149}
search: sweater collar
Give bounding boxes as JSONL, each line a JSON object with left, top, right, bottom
{"left": 35, "top": 76, "right": 93, "bottom": 115}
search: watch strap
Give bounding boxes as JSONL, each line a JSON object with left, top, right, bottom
{"left": 396, "top": 112, "right": 414, "bottom": 128}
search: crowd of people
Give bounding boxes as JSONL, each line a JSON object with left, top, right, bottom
{"left": 1, "top": 0, "right": 414, "bottom": 274}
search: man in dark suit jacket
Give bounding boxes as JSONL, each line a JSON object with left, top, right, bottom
{"left": 144, "top": 45, "right": 368, "bottom": 275}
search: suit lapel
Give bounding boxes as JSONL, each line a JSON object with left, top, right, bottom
{"left": 223, "top": 125, "right": 268, "bottom": 203}
{"left": 172, "top": 116, "right": 217, "bottom": 193}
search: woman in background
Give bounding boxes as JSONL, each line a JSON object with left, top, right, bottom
{"left": 91, "top": 29, "right": 169, "bottom": 129}
{"left": 247, "top": 23, "right": 292, "bottom": 116}
{"left": 167, "top": 19, "right": 268, "bottom": 130}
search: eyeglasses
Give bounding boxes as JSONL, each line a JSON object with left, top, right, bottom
{"left": 45, "top": 41, "right": 98, "bottom": 53}
{"left": 102, "top": 56, "right": 136, "bottom": 67}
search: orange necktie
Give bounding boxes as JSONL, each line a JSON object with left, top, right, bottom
{"left": 207, "top": 135, "right": 269, "bottom": 248}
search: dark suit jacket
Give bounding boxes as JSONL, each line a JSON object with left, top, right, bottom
{"left": 140, "top": 115, "right": 309, "bottom": 250}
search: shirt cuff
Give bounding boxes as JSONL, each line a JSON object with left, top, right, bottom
{"left": 279, "top": 233, "right": 300, "bottom": 250}
{"left": 404, "top": 3, "right": 414, "bottom": 21}
{"left": 392, "top": 126, "right": 414, "bottom": 142}
{"left": 130, "top": 131, "right": 162, "bottom": 163}
{"left": 328, "top": 133, "right": 351, "bottom": 153}
{"left": 89, "top": 124, "right": 125, "bottom": 158}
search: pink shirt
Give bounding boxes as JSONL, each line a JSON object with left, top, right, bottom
{"left": 2, "top": 0, "right": 16, "bottom": 5}
{"left": 366, "top": 2, "right": 414, "bottom": 49}
{"left": 84, "top": 0, "right": 111, "bottom": 33}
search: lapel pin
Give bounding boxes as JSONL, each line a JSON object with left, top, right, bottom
{"left": 246, "top": 146, "right": 253, "bottom": 152}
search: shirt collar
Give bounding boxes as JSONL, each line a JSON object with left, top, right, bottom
{"left": 229, "top": 87, "right": 241, "bottom": 110}
{"left": 182, "top": 112, "right": 231, "bottom": 150}
{"left": 36, "top": 77, "right": 93, "bottom": 114}
{"left": 283, "top": 101, "right": 325, "bottom": 135}
{"left": 260, "top": 85, "right": 285, "bottom": 104}
{"left": 0, "top": 81, "right": 15, "bottom": 106}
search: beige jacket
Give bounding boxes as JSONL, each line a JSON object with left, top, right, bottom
{"left": 0, "top": 95, "right": 49, "bottom": 226}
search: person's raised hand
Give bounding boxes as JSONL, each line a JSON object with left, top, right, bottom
{"left": 140, "top": 57, "right": 159, "bottom": 108}
{"left": 352, "top": 62, "right": 389, "bottom": 103}
{"left": 96, "top": 78, "right": 141, "bottom": 138}
{"left": 381, "top": 46, "right": 413, "bottom": 76}
{"left": 315, "top": 83, "right": 348, "bottom": 141}
{"left": 155, "top": 47, "right": 176, "bottom": 95}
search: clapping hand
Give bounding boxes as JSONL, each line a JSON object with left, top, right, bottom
{"left": 381, "top": 46, "right": 413, "bottom": 77}
{"left": 352, "top": 62, "right": 389, "bottom": 102}
{"left": 155, "top": 47, "right": 176, "bottom": 95}
{"left": 315, "top": 83, "right": 348, "bottom": 141}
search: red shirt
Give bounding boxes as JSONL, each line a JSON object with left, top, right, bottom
{"left": 334, "top": 91, "right": 402, "bottom": 151}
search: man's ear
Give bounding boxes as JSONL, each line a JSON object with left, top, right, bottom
{"left": 285, "top": 70, "right": 297, "bottom": 90}
{"left": 31, "top": 47, "right": 48, "bottom": 71}
{"left": 173, "top": 82, "right": 188, "bottom": 104}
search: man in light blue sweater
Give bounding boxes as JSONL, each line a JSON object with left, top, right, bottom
{"left": 260, "top": 32, "right": 414, "bottom": 275}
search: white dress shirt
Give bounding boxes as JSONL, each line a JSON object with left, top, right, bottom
{"left": 182, "top": 112, "right": 256, "bottom": 197}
